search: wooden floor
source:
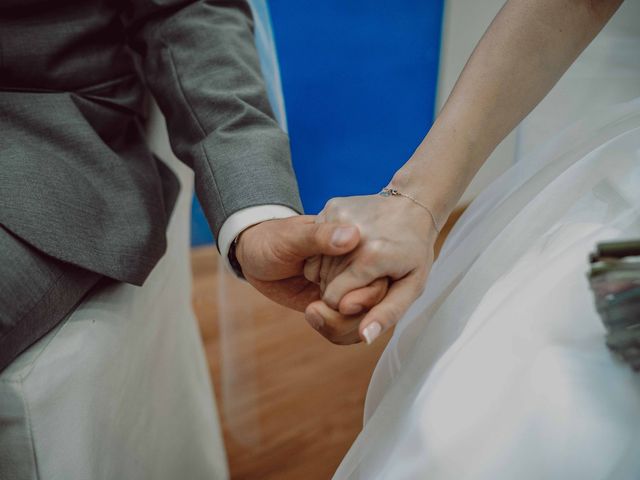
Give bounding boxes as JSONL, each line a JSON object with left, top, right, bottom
{"left": 190, "top": 209, "right": 464, "bottom": 479}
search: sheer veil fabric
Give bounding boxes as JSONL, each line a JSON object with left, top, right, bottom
{"left": 334, "top": 3, "right": 640, "bottom": 479}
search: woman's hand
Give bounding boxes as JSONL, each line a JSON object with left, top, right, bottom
{"left": 304, "top": 193, "right": 439, "bottom": 344}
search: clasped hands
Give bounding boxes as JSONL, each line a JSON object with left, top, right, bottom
{"left": 235, "top": 193, "right": 438, "bottom": 345}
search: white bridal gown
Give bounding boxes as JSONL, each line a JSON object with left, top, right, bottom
{"left": 334, "top": 3, "right": 640, "bottom": 479}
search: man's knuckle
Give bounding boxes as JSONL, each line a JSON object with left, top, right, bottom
{"left": 306, "top": 221, "right": 320, "bottom": 235}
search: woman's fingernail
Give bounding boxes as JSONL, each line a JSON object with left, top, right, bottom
{"left": 362, "top": 322, "right": 382, "bottom": 345}
{"left": 331, "top": 226, "right": 356, "bottom": 247}
{"left": 342, "top": 303, "right": 364, "bottom": 315}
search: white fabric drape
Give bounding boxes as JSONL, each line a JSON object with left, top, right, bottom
{"left": 335, "top": 3, "right": 640, "bottom": 478}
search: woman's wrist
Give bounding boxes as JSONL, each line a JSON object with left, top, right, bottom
{"left": 387, "top": 171, "right": 454, "bottom": 233}
{"left": 389, "top": 117, "right": 487, "bottom": 226}
{"left": 389, "top": 152, "right": 468, "bottom": 229}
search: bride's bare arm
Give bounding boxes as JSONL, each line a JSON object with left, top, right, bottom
{"left": 394, "top": 0, "right": 623, "bottom": 224}
{"left": 308, "top": 0, "right": 623, "bottom": 344}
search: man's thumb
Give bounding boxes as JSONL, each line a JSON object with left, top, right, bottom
{"left": 288, "top": 219, "right": 360, "bottom": 258}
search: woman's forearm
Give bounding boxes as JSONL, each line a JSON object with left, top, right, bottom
{"left": 392, "top": 0, "right": 623, "bottom": 226}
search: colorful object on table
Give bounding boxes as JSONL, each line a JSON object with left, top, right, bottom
{"left": 588, "top": 239, "right": 640, "bottom": 371}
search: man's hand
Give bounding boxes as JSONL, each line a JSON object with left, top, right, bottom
{"left": 235, "top": 216, "right": 387, "bottom": 318}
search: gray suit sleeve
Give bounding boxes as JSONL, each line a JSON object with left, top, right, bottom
{"left": 122, "top": 0, "right": 303, "bottom": 238}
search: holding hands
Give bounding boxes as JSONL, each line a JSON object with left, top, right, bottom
{"left": 233, "top": 194, "right": 442, "bottom": 346}
{"left": 234, "top": 0, "right": 625, "bottom": 349}
{"left": 303, "top": 189, "right": 441, "bottom": 345}
{"left": 235, "top": 215, "right": 388, "bottom": 316}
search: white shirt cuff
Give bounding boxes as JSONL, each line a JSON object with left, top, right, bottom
{"left": 218, "top": 205, "right": 299, "bottom": 276}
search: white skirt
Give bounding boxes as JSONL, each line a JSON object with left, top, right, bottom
{"left": 334, "top": 96, "right": 640, "bottom": 480}
{"left": 335, "top": 4, "right": 640, "bottom": 478}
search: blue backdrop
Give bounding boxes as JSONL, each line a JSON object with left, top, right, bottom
{"left": 191, "top": 0, "right": 444, "bottom": 246}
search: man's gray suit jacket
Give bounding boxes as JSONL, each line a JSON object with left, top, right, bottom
{"left": 0, "top": 0, "right": 303, "bottom": 371}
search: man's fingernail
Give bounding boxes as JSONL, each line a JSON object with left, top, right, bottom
{"left": 362, "top": 322, "right": 382, "bottom": 345}
{"left": 342, "top": 303, "right": 363, "bottom": 315}
{"left": 306, "top": 311, "right": 323, "bottom": 330}
{"left": 331, "top": 226, "right": 356, "bottom": 247}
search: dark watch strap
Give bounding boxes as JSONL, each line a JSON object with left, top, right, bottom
{"left": 228, "top": 236, "right": 246, "bottom": 279}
